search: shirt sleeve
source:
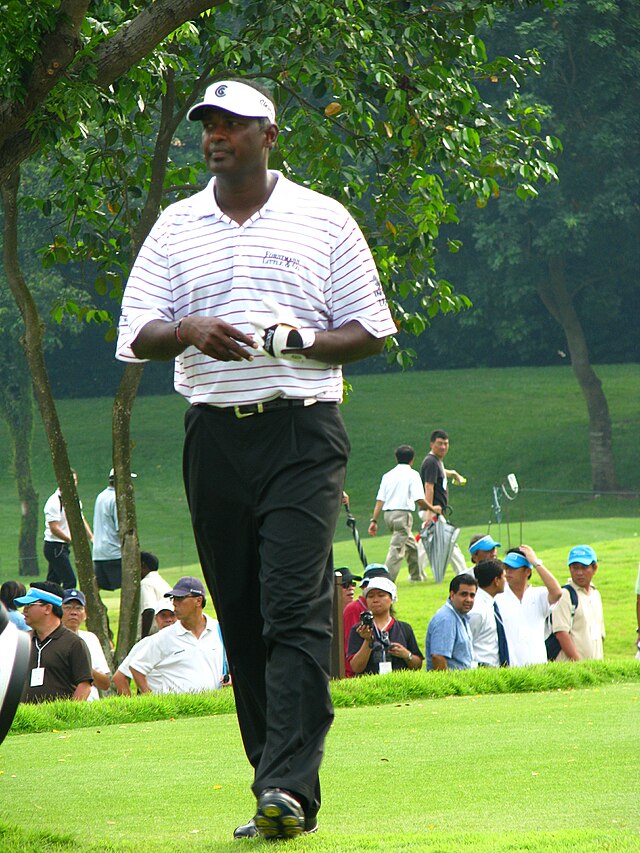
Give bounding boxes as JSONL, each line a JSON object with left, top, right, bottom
{"left": 428, "top": 614, "right": 457, "bottom": 658}
{"left": 346, "top": 624, "right": 366, "bottom": 659}
{"left": 410, "top": 470, "right": 426, "bottom": 502}
{"left": 127, "top": 630, "right": 166, "bottom": 675}
{"left": 400, "top": 623, "right": 422, "bottom": 658}
{"left": 420, "top": 456, "right": 437, "bottom": 486}
{"left": 549, "top": 587, "right": 572, "bottom": 633}
{"left": 70, "top": 636, "right": 94, "bottom": 686}
{"left": 44, "top": 495, "right": 62, "bottom": 525}
{"left": 116, "top": 217, "right": 174, "bottom": 363}
{"left": 329, "top": 215, "right": 397, "bottom": 340}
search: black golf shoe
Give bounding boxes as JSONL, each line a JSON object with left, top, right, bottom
{"left": 253, "top": 788, "right": 306, "bottom": 840}
{"left": 233, "top": 807, "right": 318, "bottom": 840}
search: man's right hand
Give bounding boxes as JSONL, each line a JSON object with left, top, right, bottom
{"left": 180, "top": 317, "right": 258, "bottom": 362}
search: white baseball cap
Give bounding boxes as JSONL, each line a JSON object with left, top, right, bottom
{"left": 187, "top": 80, "right": 276, "bottom": 124}
{"left": 364, "top": 577, "right": 397, "bottom": 602}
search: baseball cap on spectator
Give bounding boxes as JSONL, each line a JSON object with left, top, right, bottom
{"left": 187, "top": 80, "right": 276, "bottom": 123}
{"left": 334, "top": 567, "right": 362, "bottom": 586}
{"left": 469, "top": 534, "right": 501, "bottom": 555}
{"left": 14, "top": 588, "right": 63, "bottom": 607}
{"left": 154, "top": 598, "right": 175, "bottom": 615}
{"left": 359, "top": 564, "right": 389, "bottom": 587}
{"left": 503, "top": 549, "right": 532, "bottom": 569}
{"left": 164, "top": 577, "right": 207, "bottom": 598}
{"left": 62, "top": 589, "right": 86, "bottom": 606}
{"left": 568, "top": 545, "right": 597, "bottom": 566}
{"left": 364, "top": 577, "right": 397, "bottom": 601}
{"left": 109, "top": 468, "right": 137, "bottom": 479}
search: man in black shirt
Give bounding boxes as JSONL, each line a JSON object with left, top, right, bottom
{"left": 15, "top": 582, "right": 92, "bottom": 703}
{"left": 419, "top": 429, "right": 468, "bottom": 576}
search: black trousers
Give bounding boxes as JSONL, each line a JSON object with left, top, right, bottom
{"left": 183, "top": 402, "right": 349, "bottom": 816}
{"left": 44, "top": 540, "right": 76, "bottom": 589}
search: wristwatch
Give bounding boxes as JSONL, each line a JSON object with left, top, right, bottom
{"left": 407, "top": 652, "right": 413, "bottom": 662}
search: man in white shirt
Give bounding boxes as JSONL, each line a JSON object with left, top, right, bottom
{"left": 113, "top": 599, "right": 176, "bottom": 696}
{"left": 495, "top": 545, "right": 562, "bottom": 666}
{"left": 116, "top": 77, "right": 396, "bottom": 839}
{"left": 368, "top": 445, "right": 428, "bottom": 582}
{"left": 43, "top": 470, "right": 93, "bottom": 589}
{"left": 139, "top": 551, "right": 172, "bottom": 637}
{"left": 129, "top": 576, "right": 226, "bottom": 695}
{"left": 469, "top": 558, "right": 509, "bottom": 667}
{"left": 61, "top": 588, "right": 111, "bottom": 700}
{"left": 92, "top": 468, "right": 137, "bottom": 591}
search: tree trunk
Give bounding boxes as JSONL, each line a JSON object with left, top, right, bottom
{"left": 1, "top": 168, "right": 112, "bottom": 659}
{"left": 112, "top": 363, "right": 144, "bottom": 667}
{"left": 111, "top": 73, "right": 185, "bottom": 664}
{"left": 0, "top": 356, "right": 40, "bottom": 575}
{"left": 538, "top": 255, "right": 620, "bottom": 493}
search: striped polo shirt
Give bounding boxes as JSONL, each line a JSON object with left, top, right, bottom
{"left": 116, "top": 172, "right": 397, "bottom": 406}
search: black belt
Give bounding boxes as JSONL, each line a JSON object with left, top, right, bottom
{"left": 200, "top": 398, "right": 318, "bottom": 419}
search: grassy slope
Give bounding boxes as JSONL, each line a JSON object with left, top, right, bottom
{"left": 2, "top": 683, "right": 639, "bottom": 851}
{"left": 0, "top": 364, "right": 637, "bottom": 578}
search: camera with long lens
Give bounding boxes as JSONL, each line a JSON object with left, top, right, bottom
{"left": 0, "top": 603, "right": 30, "bottom": 745}
{"left": 359, "top": 610, "right": 374, "bottom": 628}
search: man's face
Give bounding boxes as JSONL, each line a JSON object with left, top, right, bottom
{"left": 505, "top": 567, "right": 530, "bottom": 590}
{"left": 472, "top": 547, "right": 497, "bottom": 564}
{"left": 449, "top": 584, "right": 476, "bottom": 614}
{"left": 430, "top": 437, "right": 449, "bottom": 459}
{"left": 340, "top": 581, "right": 356, "bottom": 607}
{"left": 494, "top": 571, "right": 507, "bottom": 594}
{"left": 200, "top": 108, "right": 275, "bottom": 177}
{"left": 568, "top": 561, "right": 597, "bottom": 590}
{"left": 22, "top": 600, "right": 51, "bottom": 630}
{"left": 154, "top": 609, "right": 177, "bottom": 630}
{"left": 61, "top": 602, "right": 86, "bottom": 632}
{"left": 171, "top": 595, "right": 202, "bottom": 622}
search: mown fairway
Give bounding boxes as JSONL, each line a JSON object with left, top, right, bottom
{"left": 2, "top": 683, "right": 639, "bottom": 851}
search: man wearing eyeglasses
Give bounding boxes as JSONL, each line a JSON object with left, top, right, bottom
{"left": 15, "top": 582, "right": 93, "bottom": 702}
{"left": 128, "top": 576, "right": 227, "bottom": 695}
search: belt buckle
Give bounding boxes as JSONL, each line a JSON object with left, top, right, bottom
{"left": 234, "top": 403, "right": 264, "bottom": 419}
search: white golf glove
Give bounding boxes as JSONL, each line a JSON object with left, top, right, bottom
{"left": 247, "top": 297, "right": 316, "bottom": 361}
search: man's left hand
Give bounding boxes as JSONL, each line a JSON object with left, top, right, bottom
{"left": 247, "top": 298, "right": 315, "bottom": 360}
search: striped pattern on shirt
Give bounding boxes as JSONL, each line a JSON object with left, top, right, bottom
{"left": 116, "top": 172, "right": 397, "bottom": 406}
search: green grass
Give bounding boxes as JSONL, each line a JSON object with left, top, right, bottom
{"left": 8, "top": 660, "right": 640, "bottom": 736}
{"left": 0, "top": 364, "right": 638, "bottom": 577}
{"left": 2, "top": 683, "right": 639, "bottom": 851}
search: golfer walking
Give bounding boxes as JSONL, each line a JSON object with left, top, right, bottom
{"left": 117, "top": 78, "right": 396, "bottom": 840}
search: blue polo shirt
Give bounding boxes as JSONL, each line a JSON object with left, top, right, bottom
{"left": 425, "top": 600, "right": 475, "bottom": 670}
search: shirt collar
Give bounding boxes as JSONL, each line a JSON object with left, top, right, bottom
{"left": 190, "top": 171, "right": 289, "bottom": 220}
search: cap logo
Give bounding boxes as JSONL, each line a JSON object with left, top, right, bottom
{"left": 215, "top": 85, "right": 228, "bottom": 97}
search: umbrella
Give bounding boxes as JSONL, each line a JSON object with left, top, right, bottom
{"left": 419, "top": 515, "right": 460, "bottom": 583}
{"left": 343, "top": 501, "right": 369, "bottom": 570}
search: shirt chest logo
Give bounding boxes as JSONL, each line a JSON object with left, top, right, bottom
{"left": 263, "top": 250, "right": 300, "bottom": 271}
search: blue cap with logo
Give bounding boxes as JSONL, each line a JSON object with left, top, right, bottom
{"left": 62, "top": 589, "right": 86, "bottom": 606}
{"left": 568, "top": 545, "right": 597, "bottom": 566}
